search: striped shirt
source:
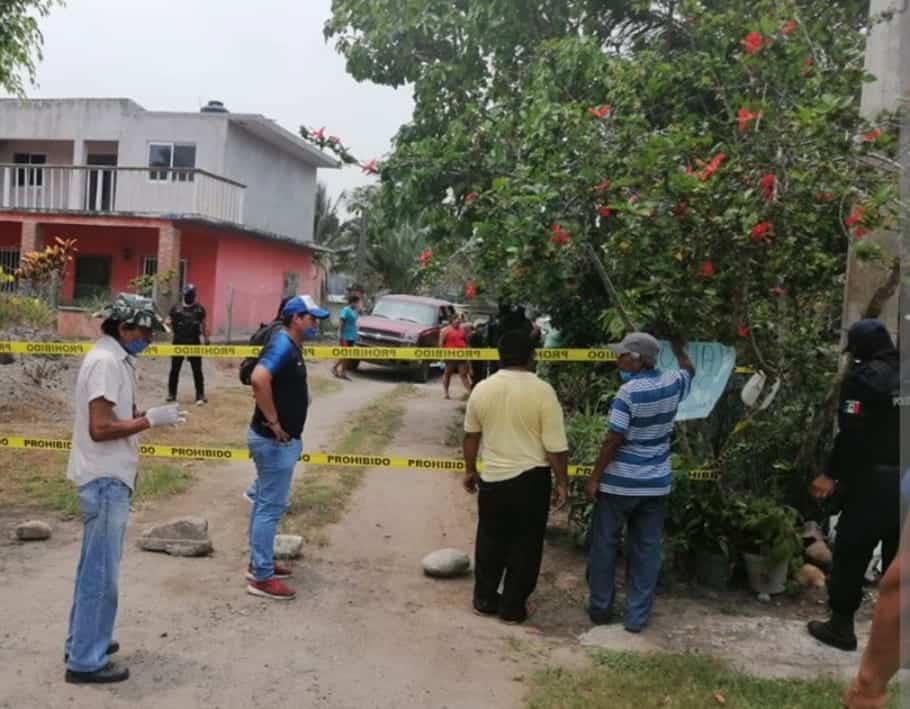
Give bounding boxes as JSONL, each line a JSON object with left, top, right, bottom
{"left": 600, "top": 368, "right": 693, "bottom": 497}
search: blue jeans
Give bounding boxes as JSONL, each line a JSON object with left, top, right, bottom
{"left": 65, "top": 477, "right": 131, "bottom": 672}
{"left": 247, "top": 428, "right": 301, "bottom": 581}
{"left": 588, "top": 493, "right": 667, "bottom": 631}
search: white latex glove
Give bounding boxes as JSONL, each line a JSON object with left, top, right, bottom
{"left": 145, "top": 404, "right": 187, "bottom": 428}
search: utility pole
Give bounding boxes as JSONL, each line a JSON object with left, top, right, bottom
{"left": 354, "top": 209, "right": 368, "bottom": 288}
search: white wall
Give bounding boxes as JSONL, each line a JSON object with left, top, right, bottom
{"left": 224, "top": 122, "right": 315, "bottom": 242}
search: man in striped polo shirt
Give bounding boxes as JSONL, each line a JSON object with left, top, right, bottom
{"left": 585, "top": 332, "right": 694, "bottom": 631}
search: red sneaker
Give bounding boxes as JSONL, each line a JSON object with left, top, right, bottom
{"left": 246, "top": 577, "right": 296, "bottom": 600}
{"left": 246, "top": 562, "right": 292, "bottom": 582}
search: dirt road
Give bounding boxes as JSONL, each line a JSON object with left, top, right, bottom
{"left": 0, "top": 366, "right": 555, "bottom": 709}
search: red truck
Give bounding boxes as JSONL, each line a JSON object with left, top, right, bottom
{"left": 353, "top": 294, "right": 456, "bottom": 382}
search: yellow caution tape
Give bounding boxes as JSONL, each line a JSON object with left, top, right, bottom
{"left": 0, "top": 435, "right": 719, "bottom": 480}
{"left": 0, "top": 340, "right": 754, "bottom": 372}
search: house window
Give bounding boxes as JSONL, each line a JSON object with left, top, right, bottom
{"left": 73, "top": 255, "right": 112, "bottom": 303}
{"left": 148, "top": 143, "right": 196, "bottom": 182}
{"left": 14, "top": 152, "right": 46, "bottom": 187}
{"left": 0, "top": 248, "right": 19, "bottom": 293}
{"left": 283, "top": 272, "right": 300, "bottom": 298}
{"left": 143, "top": 256, "right": 188, "bottom": 293}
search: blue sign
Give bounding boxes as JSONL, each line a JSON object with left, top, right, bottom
{"left": 656, "top": 341, "right": 736, "bottom": 421}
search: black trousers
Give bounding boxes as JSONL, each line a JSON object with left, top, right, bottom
{"left": 168, "top": 355, "right": 205, "bottom": 399}
{"left": 473, "top": 466, "right": 552, "bottom": 622}
{"left": 828, "top": 465, "right": 902, "bottom": 616}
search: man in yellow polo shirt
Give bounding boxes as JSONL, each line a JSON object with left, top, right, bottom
{"left": 463, "top": 329, "right": 569, "bottom": 624}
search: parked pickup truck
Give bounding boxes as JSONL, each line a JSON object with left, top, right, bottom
{"left": 353, "top": 294, "right": 456, "bottom": 382}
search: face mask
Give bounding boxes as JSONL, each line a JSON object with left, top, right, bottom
{"left": 125, "top": 338, "right": 149, "bottom": 355}
{"left": 303, "top": 326, "right": 319, "bottom": 340}
{"left": 619, "top": 370, "right": 634, "bottom": 383}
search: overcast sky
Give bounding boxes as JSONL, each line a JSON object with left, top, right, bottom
{"left": 23, "top": 0, "right": 413, "bottom": 205}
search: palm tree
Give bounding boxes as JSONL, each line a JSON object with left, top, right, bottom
{"left": 313, "top": 181, "right": 348, "bottom": 248}
{"left": 365, "top": 221, "right": 427, "bottom": 293}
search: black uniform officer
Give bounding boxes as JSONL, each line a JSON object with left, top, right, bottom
{"left": 807, "top": 319, "right": 901, "bottom": 651}
{"left": 167, "top": 284, "right": 209, "bottom": 405}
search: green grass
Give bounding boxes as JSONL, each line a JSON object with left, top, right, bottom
{"left": 16, "top": 461, "right": 192, "bottom": 518}
{"left": 526, "top": 650, "right": 901, "bottom": 709}
{"left": 281, "top": 383, "right": 414, "bottom": 543}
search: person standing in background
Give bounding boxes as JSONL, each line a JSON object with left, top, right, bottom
{"left": 440, "top": 313, "right": 472, "bottom": 398}
{"left": 167, "top": 283, "right": 209, "bottom": 406}
{"left": 333, "top": 294, "right": 362, "bottom": 381}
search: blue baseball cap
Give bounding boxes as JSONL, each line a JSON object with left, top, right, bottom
{"left": 282, "top": 294, "right": 329, "bottom": 320}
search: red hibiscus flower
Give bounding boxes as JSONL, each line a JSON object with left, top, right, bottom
{"left": 588, "top": 105, "right": 611, "bottom": 119}
{"left": 465, "top": 192, "right": 479, "bottom": 205}
{"left": 781, "top": 19, "right": 797, "bottom": 36}
{"left": 750, "top": 221, "right": 772, "bottom": 242}
{"left": 737, "top": 324, "right": 751, "bottom": 338}
{"left": 361, "top": 159, "right": 378, "bottom": 175}
{"left": 698, "top": 260, "right": 715, "bottom": 279}
{"left": 852, "top": 227, "right": 868, "bottom": 239}
{"left": 863, "top": 128, "right": 881, "bottom": 142}
{"left": 593, "top": 179, "right": 610, "bottom": 193}
{"left": 737, "top": 107, "right": 762, "bottom": 132}
{"left": 464, "top": 279, "right": 476, "bottom": 300}
{"left": 845, "top": 206, "right": 865, "bottom": 228}
{"left": 801, "top": 56, "right": 813, "bottom": 76}
{"left": 816, "top": 191, "right": 834, "bottom": 202}
{"left": 673, "top": 202, "right": 689, "bottom": 218}
{"left": 311, "top": 127, "right": 325, "bottom": 141}
{"left": 771, "top": 286, "right": 785, "bottom": 297}
{"left": 740, "top": 31, "right": 764, "bottom": 55}
{"left": 699, "top": 153, "right": 727, "bottom": 181}
{"left": 759, "top": 173, "right": 775, "bottom": 201}
{"left": 550, "top": 223, "right": 571, "bottom": 246}
{"left": 597, "top": 206, "right": 612, "bottom": 218}
{"left": 418, "top": 248, "right": 432, "bottom": 268}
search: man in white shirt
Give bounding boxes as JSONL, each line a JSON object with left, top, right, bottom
{"left": 64, "top": 294, "right": 184, "bottom": 685}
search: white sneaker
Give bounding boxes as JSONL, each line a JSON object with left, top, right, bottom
{"left": 195, "top": 398, "right": 207, "bottom": 406}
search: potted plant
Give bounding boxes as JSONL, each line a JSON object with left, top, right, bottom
{"left": 678, "top": 488, "right": 741, "bottom": 591}
{"left": 734, "top": 497, "right": 802, "bottom": 595}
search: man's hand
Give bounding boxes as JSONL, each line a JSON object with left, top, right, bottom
{"left": 552, "top": 482, "right": 568, "bottom": 510}
{"left": 809, "top": 474, "right": 836, "bottom": 501}
{"left": 267, "top": 421, "right": 291, "bottom": 443}
{"left": 463, "top": 470, "right": 480, "bottom": 494}
{"left": 585, "top": 476, "right": 600, "bottom": 502}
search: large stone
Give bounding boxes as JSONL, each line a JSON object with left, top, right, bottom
{"left": 139, "top": 517, "right": 212, "bottom": 557}
{"left": 805, "top": 540, "right": 833, "bottom": 568}
{"left": 796, "top": 564, "right": 827, "bottom": 589}
{"left": 422, "top": 548, "right": 471, "bottom": 578}
{"left": 800, "top": 521, "right": 826, "bottom": 544}
{"left": 274, "top": 534, "right": 303, "bottom": 560}
{"left": 15, "top": 520, "right": 52, "bottom": 541}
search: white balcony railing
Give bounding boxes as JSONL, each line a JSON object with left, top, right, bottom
{"left": 0, "top": 164, "right": 245, "bottom": 224}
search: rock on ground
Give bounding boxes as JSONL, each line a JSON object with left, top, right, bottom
{"left": 805, "top": 540, "right": 833, "bottom": 568}
{"left": 14, "top": 520, "right": 52, "bottom": 541}
{"left": 274, "top": 534, "right": 303, "bottom": 560}
{"left": 422, "top": 548, "right": 471, "bottom": 578}
{"left": 139, "top": 516, "right": 213, "bottom": 557}
{"left": 796, "top": 563, "right": 827, "bottom": 589}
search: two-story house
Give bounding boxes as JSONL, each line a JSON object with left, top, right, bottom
{"left": 0, "top": 98, "right": 338, "bottom": 336}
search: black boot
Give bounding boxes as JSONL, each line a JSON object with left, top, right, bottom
{"left": 807, "top": 612, "right": 857, "bottom": 651}
{"left": 65, "top": 661, "right": 130, "bottom": 684}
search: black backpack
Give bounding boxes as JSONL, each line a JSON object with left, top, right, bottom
{"left": 239, "top": 320, "right": 284, "bottom": 385}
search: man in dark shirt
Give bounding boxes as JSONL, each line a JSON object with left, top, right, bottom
{"left": 167, "top": 284, "right": 209, "bottom": 405}
{"left": 808, "top": 319, "right": 901, "bottom": 651}
{"left": 246, "top": 294, "right": 328, "bottom": 601}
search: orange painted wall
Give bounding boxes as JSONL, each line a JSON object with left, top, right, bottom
{"left": 211, "top": 232, "right": 316, "bottom": 337}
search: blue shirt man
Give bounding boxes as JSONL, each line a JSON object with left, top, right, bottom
{"left": 585, "top": 332, "right": 695, "bottom": 632}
